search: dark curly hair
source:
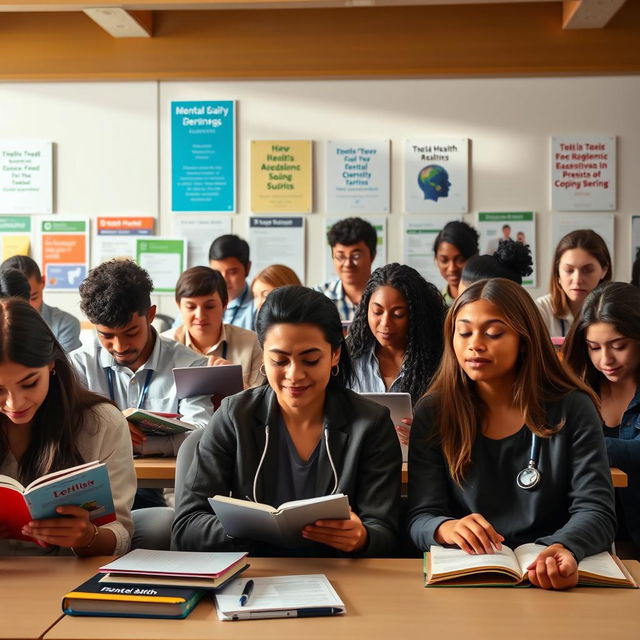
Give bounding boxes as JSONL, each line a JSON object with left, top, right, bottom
{"left": 79, "top": 259, "right": 153, "bottom": 327}
{"left": 327, "top": 217, "right": 377, "bottom": 259}
{"left": 461, "top": 239, "right": 533, "bottom": 286}
{"left": 347, "top": 263, "right": 446, "bottom": 403}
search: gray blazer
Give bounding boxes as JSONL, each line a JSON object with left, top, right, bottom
{"left": 172, "top": 384, "right": 402, "bottom": 557}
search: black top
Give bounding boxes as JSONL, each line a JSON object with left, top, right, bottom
{"left": 407, "top": 390, "right": 616, "bottom": 561}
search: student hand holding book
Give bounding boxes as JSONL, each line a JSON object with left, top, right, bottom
{"left": 525, "top": 543, "right": 578, "bottom": 590}
{"left": 302, "top": 509, "right": 368, "bottom": 553}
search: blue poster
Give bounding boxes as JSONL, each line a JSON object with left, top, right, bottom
{"left": 171, "top": 101, "right": 235, "bottom": 212}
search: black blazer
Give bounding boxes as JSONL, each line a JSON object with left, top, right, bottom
{"left": 172, "top": 384, "right": 402, "bottom": 557}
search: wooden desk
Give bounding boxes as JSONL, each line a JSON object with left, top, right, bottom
{"left": 401, "top": 463, "right": 628, "bottom": 487}
{"left": 43, "top": 557, "right": 640, "bottom": 640}
{"left": 134, "top": 457, "right": 176, "bottom": 489}
{"left": 0, "top": 556, "right": 105, "bottom": 640}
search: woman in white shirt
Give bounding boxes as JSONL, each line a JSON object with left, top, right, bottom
{"left": 536, "top": 230, "right": 611, "bottom": 338}
{"left": 0, "top": 298, "right": 135, "bottom": 556}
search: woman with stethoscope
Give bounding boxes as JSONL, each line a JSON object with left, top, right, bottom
{"left": 172, "top": 286, "right": 402, "bottom": 556}
{"left": 408, "top": 278, "right": 616, "bottom": 590}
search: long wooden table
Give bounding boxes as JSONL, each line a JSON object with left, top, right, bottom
{"left": 0, "top": 557, "right": 635, "bottom": 640}
{"left": 135, "top": 457, "right": 629, "bottom": 489}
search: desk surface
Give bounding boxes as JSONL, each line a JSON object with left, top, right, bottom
{"left": 41, "top": 557, "right": 640, "bottom": 640}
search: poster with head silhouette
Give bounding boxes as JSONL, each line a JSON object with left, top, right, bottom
{"left": 404, "top": 139, "right": 468, "bottom": 213}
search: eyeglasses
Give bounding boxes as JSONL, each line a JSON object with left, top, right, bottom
{"left": 332, "top": 252, "right": 364, "bottom": 265}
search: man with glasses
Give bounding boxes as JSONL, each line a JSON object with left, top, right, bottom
{"left": 314, "top": 217, "right": 377, "bottom": 321}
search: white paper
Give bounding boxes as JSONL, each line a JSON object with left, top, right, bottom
{"left": 430, "top": 545, "right": 522, "bottom": 577}
{"left": 172, "top": 215, "right": 232, "bottom": 268}
{"left": 551, "top": 212, "right": 614, "bottom": 259}
{"left": 93, "top": 236, "right": 137, "bottom": 265}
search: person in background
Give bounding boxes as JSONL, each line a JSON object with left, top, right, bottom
{"left": 0, "top": 267, "right": 30, "bottom": 300}
{"left": 458, "top": 239, "right": 533, "bottom": 293}
{"left": 314, "top": 217, "right": 377, "bottom": 322}
{"left": 0, "top": 298, "right": 135, "bottom": 556}
{"left": 631, "top": 248, "right": 640, "bottom": 288}
{"left": 173, "top": 286, "right": 401, "bottom": 557}
{"left": 408, "top": 278, "right": 615, "bottom": 590}
{"left": 251, "top": 264, "right": 302, "bottom": 312}
{"left": 1, "top": 255, "right": 81, "bottom": 352}
{"left": 162, "top": 266, "right": 264, "bottom": 389}
{"left": 208, "top": 234, "right": 255, "bottom": 330}
{"left": 347, "top": 263, "right": 446, "bottom": 445}
{"left": 536, "top": 230, "right": 611, "bottom": 338}
{"left": 432, "top": 221, "right": 479, "bottom": 306}
{"left": 563, "top": 282, "right": 640, "bottom": 558}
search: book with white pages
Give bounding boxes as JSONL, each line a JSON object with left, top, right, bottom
{"left": 359, "top": 392, "right": 412, "bottom": 462}
{"left": 214, "top": 574, "right": 346, "bottom": 620}
{"left": 209, "top": 494, "right": 350, "bottom": 548}
{"left": 173, "top": 364, "right": 243, "bottom": 399}
{"left": 425, "top": 543, "right": 638, "bottom": 588}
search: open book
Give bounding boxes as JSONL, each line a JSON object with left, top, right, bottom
{"left": 0, "top": 460, "right": 115, "bottom": 543}
{"left": 425, "top": 543, "right": 638, "bottom": 588}
{"left": 122, "top": 408, "right": 196, "bottom": 436}
{"left": 209, "top": 494, "right": 350, "bottom": 548}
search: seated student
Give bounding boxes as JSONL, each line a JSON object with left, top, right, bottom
{"left": 563, "top": 282, "right": 640, "bottom": 558}
{"left": 0, "top": 267, "right": 30, "bottom": 300}
{"left": 162, "top": 266, "right": 264, "bottom": 389}
{"left": 172, "top": 286, "right": 402, "bottom": 557}
{"left": 1, "top": 255, "right": 81, "bottom": 352}
{"left": 0, "top": 298, "right": 135, "bottom": 556}
{"left": 208, "top": 235, "right": 255, "bottom": 330}
{"left": 347, "top": 263, "right": 446, "bottom": 444}
{"left": 432, "top": 221, "right": 479, "bottom": 306}
{"left": 536, "top": 230, "right": 611, "bottom": 338}
{"left": 314, "top": 217, "right": 377, "bottom": 322}
{"left": 457, "top": 239, "right": 533, "bottom": 293}
{"left": 251, "top": 264, "right": 302, "bottom": 312}
{"left": 408, "top": 278, "right": 615, "bottom": 590}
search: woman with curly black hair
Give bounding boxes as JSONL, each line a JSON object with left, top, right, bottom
{"left": 347, "top": 263, "right": 446, "bottom": 445}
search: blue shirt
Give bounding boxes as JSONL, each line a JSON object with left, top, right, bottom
{"left": 40, "top": 302, "right": 81, "bottom": 352}
{"left": 349, "top": 347, "right": 404, "bottom": 394}
{"left": 223, "top": 283, "right": 255, "bottom": 330}
{"left": 313, "top": 279, "right": 358, "bottom": 322}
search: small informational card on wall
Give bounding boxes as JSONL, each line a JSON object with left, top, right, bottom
{"left": 324, "top": 216, "right": 386, "bottom": 282}
{"left": 0, "top": 140, "right": 53, "bottom": 214}
{"left": 248, "top": 216, "right": 305, "bottom": 283}
{"left": 326, "top": 140, "right": 390, "bottom": 214}
{"left": 173, "top": 216, "right": 232, "bottom": 268}
{"left": 476, "top": 212, "right": 537, "bottom": 287}
{"left": 551, "top": 136, "right": 616, "bottom": 211}
{"left": 93, "top": 217, "right": 155, "bottom": 266}
{"left": 38, "top": 218, "right": 89, "bottom": 291}
{"left": 402, "top": 214, "right": 461, "bottom": 291}
{"left": 250, "top": 140, "right": 312, "bottom": 213}
{"left": 551, "top": 212, "right": 614, "bottom": 258}
{"left": 404, "top": 139, "right": 468, "bottom": 213}
{"left": 171, "top": 101, "right": 235, "bottom": 213}
{"left": 135, "top": 238, "right": 186, "bottom": 294}
{"left": 0, "top": 215, "right": 32, "bottom": 260}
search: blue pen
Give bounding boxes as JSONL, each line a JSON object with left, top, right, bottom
{"left": 239, "top": 579, "right": 254, "bottom": 607}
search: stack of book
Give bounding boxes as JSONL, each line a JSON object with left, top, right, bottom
{"left": 62, "top": 549, "right": 249, "bottom": 619}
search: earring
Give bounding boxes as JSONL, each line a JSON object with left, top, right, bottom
{"left": 50, "top": 368, "right": 57, "bottom": 377}
{"left": 331, "top": 364, "right": 340, "bottom": 377}
{"left": 259, "top": 364, "right": 266, "bottom": 376}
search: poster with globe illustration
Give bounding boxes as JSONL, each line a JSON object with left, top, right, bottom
{"left": 404, "top": 138, "right": 468, "bottom": 213}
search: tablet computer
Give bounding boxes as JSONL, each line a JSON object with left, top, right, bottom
{"left": 173, "top": 364, "right": 243, "bottom": 399}
{"left": 359, "top": 392, "right": 412, "bottom": 462}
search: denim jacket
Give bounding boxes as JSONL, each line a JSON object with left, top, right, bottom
{"left": 605, "top": 385, "right": 640, "bottom": 548}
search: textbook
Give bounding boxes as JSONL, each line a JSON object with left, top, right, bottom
{"left": 425, "top": 543, "right": 638, "bottom": 588}
{"left": 122, "top": 408, "right": 197, "bottom": 436}
{"left": 99, "top": 549, "right": 249, "bottom": 590}
{"left": 0, "top": 460, "right": 115, "bottom": 543}
{"left": 214, "top": 574, "right": 345, "bottom": 621}
{"left": 62, "top": 574, "right": 205, "bottom": 619}
{"left": 209, "top": 494, "right": 350, "bottom": 548}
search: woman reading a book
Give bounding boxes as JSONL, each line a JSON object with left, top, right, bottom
{"left": 564, "top": 282, "right": 640, "bottom": 558}
{"left": 173, "top": 286, "right": 402, "bottom": 556}
{"left": 0, "top": 298, "right": 135, "bottom": 556}
{"left": 347, "top": 263, "right": 446, "bottom": 444}
{"left": 408, "top": 278, "right": 616, "bottom": 589}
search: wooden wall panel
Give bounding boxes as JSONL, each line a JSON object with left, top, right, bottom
{"left": 0, "top": 2, "right": 639, "bottom": 80}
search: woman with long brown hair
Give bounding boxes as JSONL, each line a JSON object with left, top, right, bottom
{"left": 408, "top": 278, "right": 615, "bottom": 589}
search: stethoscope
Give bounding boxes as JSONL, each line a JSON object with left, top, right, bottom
{"left": 106, "top": 367, "right": 153, "bottom": 409}
{"left": 516, "top": 433, "right": 542, "bottom": 490}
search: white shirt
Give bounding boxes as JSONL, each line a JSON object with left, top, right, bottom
{"left": 535, "top": 293, "right": 575, "bottom": 338}
{"left": 70, "top": 332, "right": 214, "bottom": 456}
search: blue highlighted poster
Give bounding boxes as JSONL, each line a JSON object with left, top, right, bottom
{"left": 171, "top": 101, "right": 236, "bottom": 213}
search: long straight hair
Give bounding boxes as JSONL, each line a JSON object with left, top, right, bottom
{"left": 426, "top": 278, "right": 598, "bottom": 483}
{"left": 0, "top": 298, "right": 110, "bottom": 484}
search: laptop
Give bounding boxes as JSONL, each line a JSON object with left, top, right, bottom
{"left": 173, "top": 364, "right": 243, "bottom": 399}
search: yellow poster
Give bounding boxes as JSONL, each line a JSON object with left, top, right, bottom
{"left": 251, "top": 140, "right": 313, "bottom": 213}
{"left": 2, "top": 235, "right": 30, "bottom": 260}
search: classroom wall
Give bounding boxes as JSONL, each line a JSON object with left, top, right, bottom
{"left": 1, "top": 74, "right": 639, "bottom": 322}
